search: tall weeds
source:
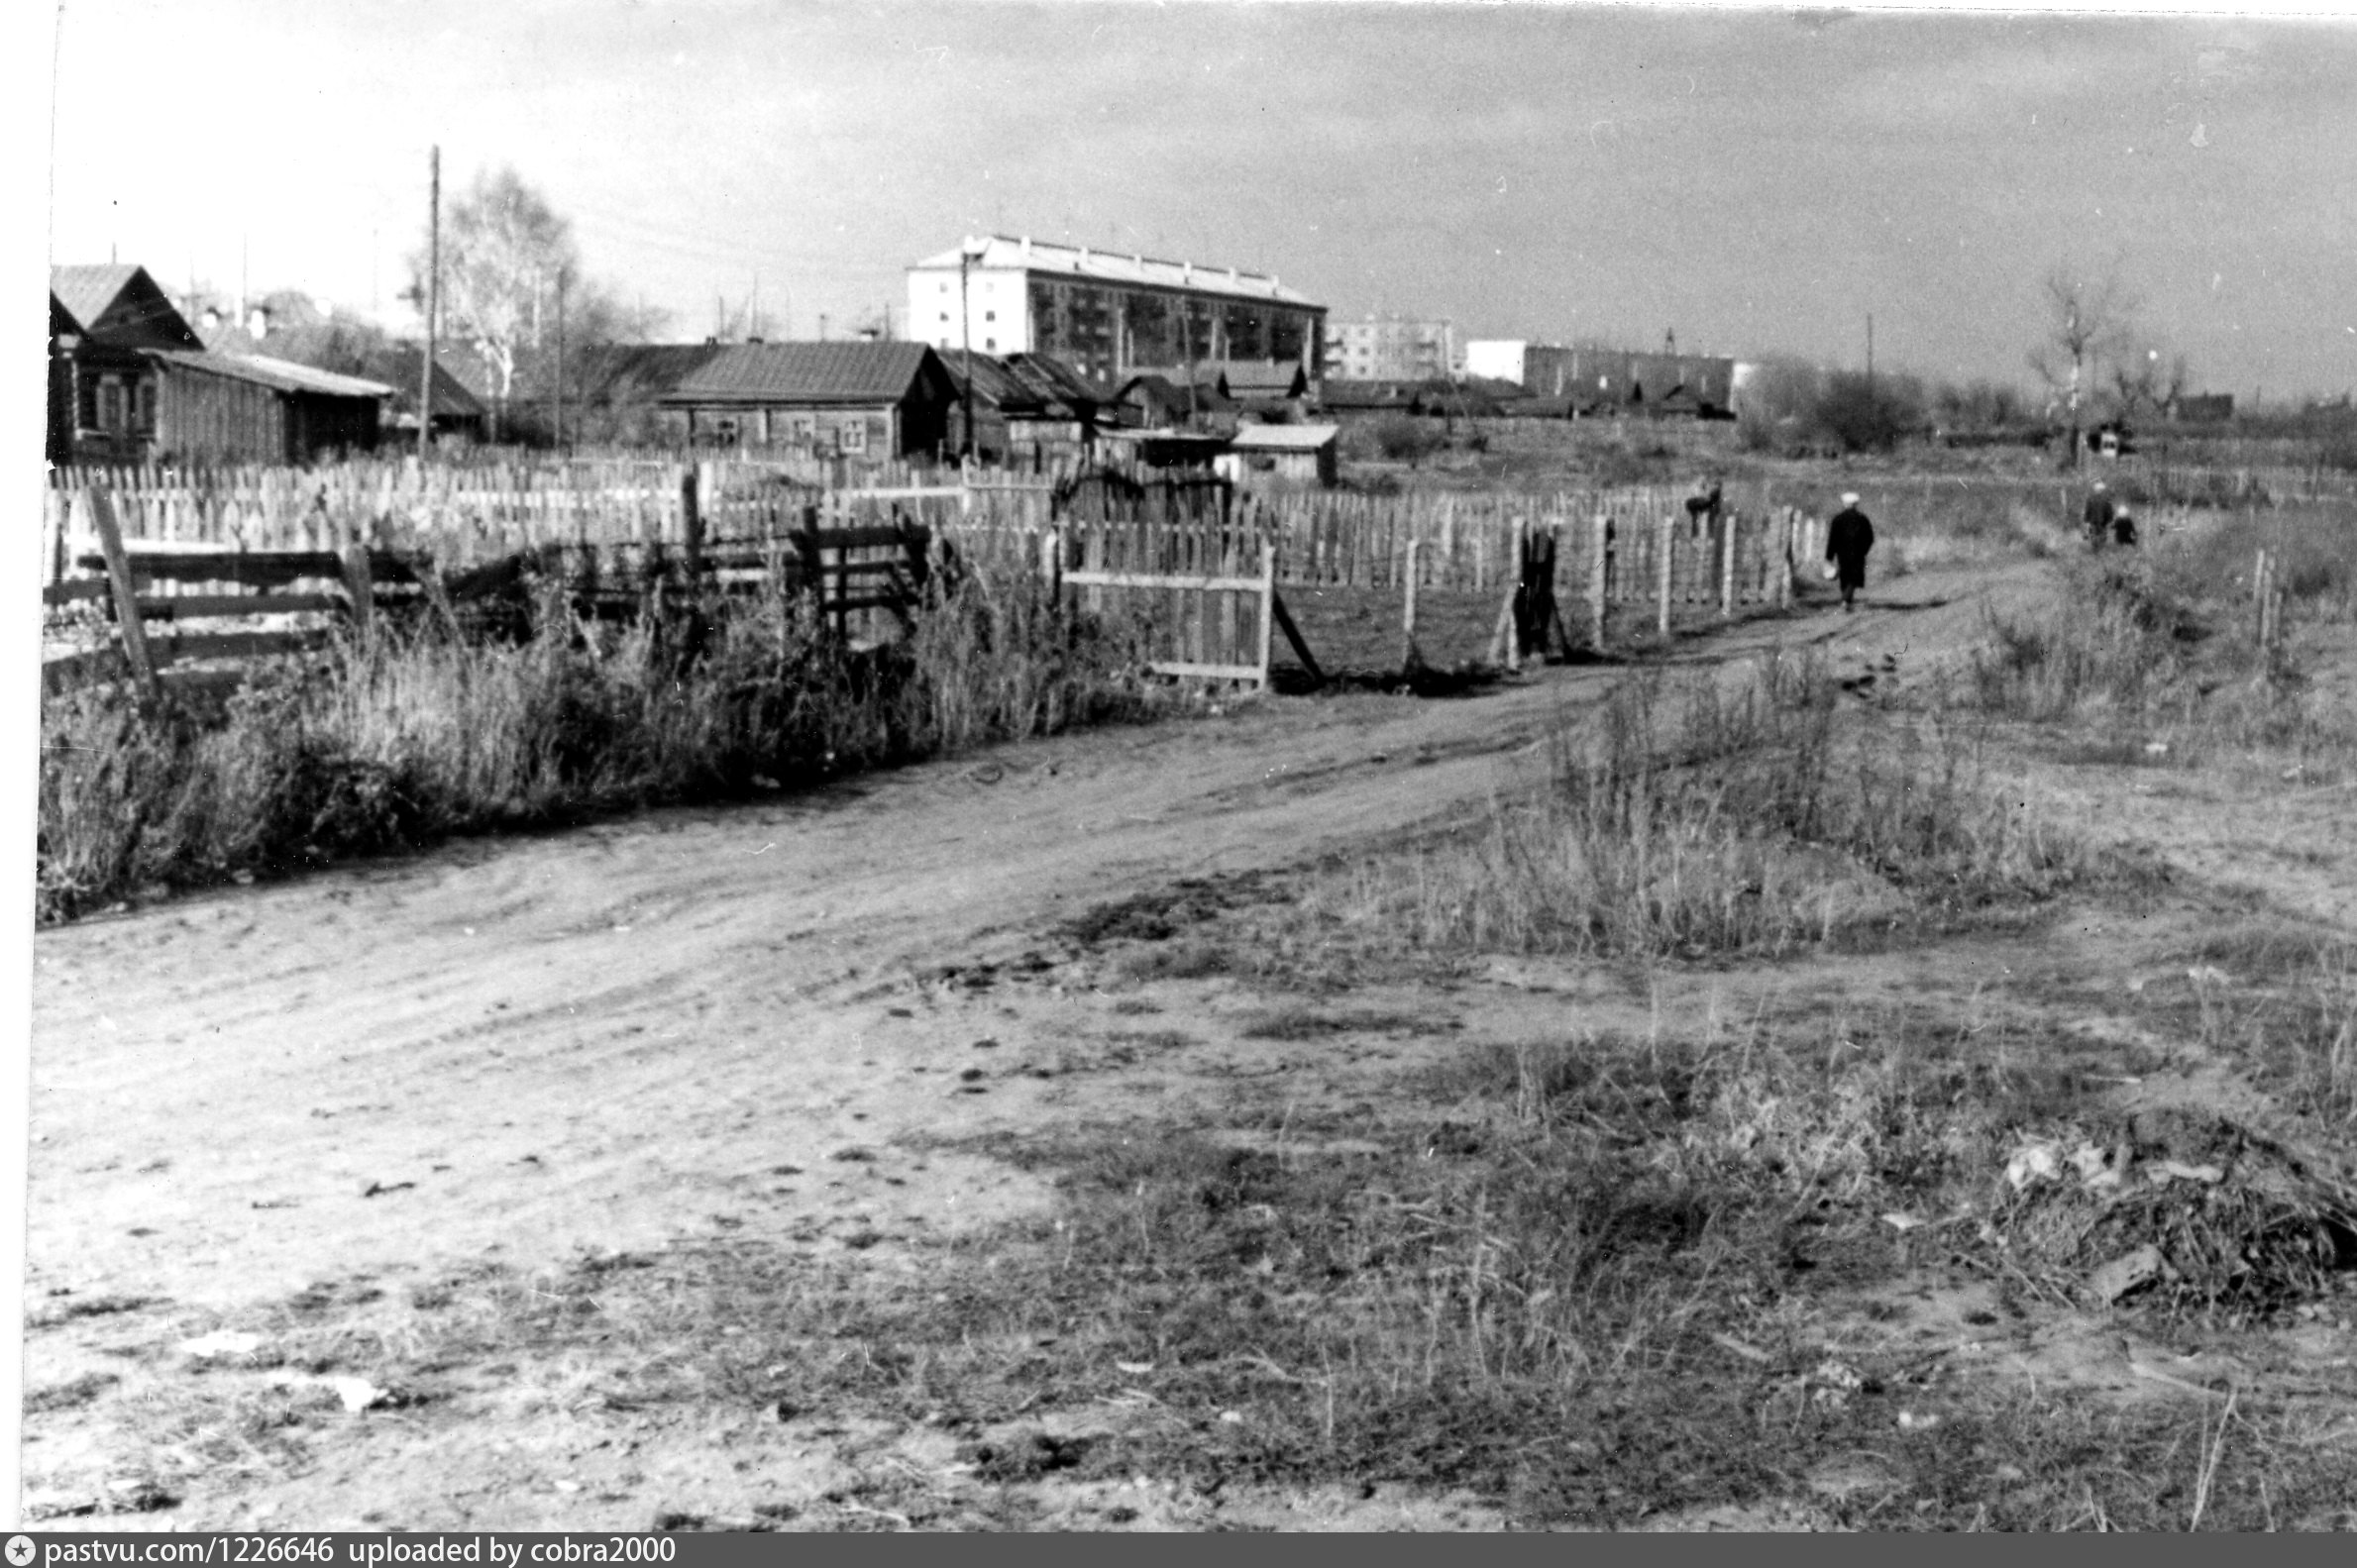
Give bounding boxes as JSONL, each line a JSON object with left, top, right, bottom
{"left": 1969, "top": 507, "right": 2357, "bottom": 763}
{"left": 1324, "top": 657, "right": 2077, "bottom": 959}
{"left": 38, "top": 568, "right": 1159, "bottom": 923}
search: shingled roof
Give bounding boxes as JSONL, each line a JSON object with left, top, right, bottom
{"left": 663, "top": 342, "right": 943, "bottom": 405}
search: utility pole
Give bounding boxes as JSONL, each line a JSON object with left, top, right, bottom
{"left": 959, "top": 238, "right": 982, "bottom": 460}
{"left": 420, "top": 145, "right": 439, "bottom": 463}
{"left": 552, "top": 267, "right": 566, "bottom": 452}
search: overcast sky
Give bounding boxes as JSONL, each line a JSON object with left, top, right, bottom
{"left": 40, "top": 1, "right": 2357, "bottom": 400}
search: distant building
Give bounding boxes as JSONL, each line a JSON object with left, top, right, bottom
{"left": 907, "top": 235, "right": 1326, "bottom": 387}
{"left": 1462, "top": 338, "right": 1740, "bottom": 415}
{"left": 658, "top": 341, "right": 958, "bottom": 457}
{"left": 1215, "top": 423, "right": 1339, "bottom": 488}
{"left": 938, "top": 350, "right": 1106, "bottom": 467}
{"left": 50, "top": 263, "right": 392, "bottom": 463}
{"left": 2175, "top": 392, "right": 2235, "bottom": 423}
{"left": 1324, "top": 315, "right": 1458, "bottom": 383}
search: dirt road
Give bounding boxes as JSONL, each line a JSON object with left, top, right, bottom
{"left": 28, "top": 568, "right": 2034, "bottom": 1315}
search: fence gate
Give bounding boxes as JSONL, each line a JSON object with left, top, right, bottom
{"left": 1057, "top": 518, "right": 1276, "bottom": 690}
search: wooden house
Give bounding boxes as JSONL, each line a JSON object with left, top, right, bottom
{"left": 50, "top": 264, "right": 392, "bottom": 463}
{"left": 659, "top": 342, "right": 957, "bottom": 458}
{"left": 939, "top": 349, "right": 1105, "bottom": 466}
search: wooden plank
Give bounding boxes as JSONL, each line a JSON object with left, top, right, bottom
{"left": 1267, "top": 589, "right": 1325, "bottom": 686}
{"left": 1062, "top": 570, "right": 1270, "bottom": 592}
{"left": 89, "top": 490, "right": 160, "bottom": 701}
{"left": 1148, "top": 660, "right": 1266, "bottom": 682}
{"left": 148, "top": 629, "right": 334, "bottom": 664}
{"left": 133, "top": 593, "right": 348, "bottom": 620}
{"left": 79, "top": 550, "right": 349, "bottom": 584}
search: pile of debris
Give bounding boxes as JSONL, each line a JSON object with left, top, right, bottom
{"left": 1989, "top": 1107, "right": 2357, "bottom": 1314}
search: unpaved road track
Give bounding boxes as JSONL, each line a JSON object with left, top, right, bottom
{"left": 29, "top": 567, "right": 2035, "bottom": 1317}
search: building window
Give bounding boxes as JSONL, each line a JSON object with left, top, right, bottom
{"left": 134, "top": 379, "right": 157, "bottom": 431}
{"left": 984, "top": 310, "right": 995, "bottom": 322}
{"left": 839, "top": 420, "right": 868, "bottom": 454}
{"left": 985, "top": 338, "right": 996, "bottom": 351}
{"left": 97, "top": 378, "right": 125, "bottom": 432}
{"left": 939, "top": 312, "right": 949, "bottom": 323}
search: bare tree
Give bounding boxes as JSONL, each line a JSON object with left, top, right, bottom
{"left": 409, "top": 166, "right": 580, "bottom": 441}
{"left": 2028, "top": 262, "right": 2137, "bottom": 466}
{"left": 2111, "top": 344, "right": 2192, "bottom": 422}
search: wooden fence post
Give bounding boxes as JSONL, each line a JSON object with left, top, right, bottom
{"left": 340, "top": 542, "right": 375, "bottom": 646}
{"left": 1257, "top": 541, "right": 1277, "bottom": 692}
{"left": 1720, "top": 508, "right": 1738, "bottom": 617}
{"left": 1402, "top": 537, "right": 1422, "bottom": 668}
{"left": 89, "top": 488, "right": 161, "bottom": 701}
{"left": 679, "top": 466, "right": 703, "bottom": 579}
{"left": 1590, "top": 513, "right": 1609, "bottom": 653}
{"left": 1656, "top": 507, "right": 1674, "bottom": 638}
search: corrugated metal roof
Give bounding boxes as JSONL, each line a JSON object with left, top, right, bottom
{"left": 155, "top": 351, "right": 394, "bottom": 399}
{"left": 910, "top": 236, "right": 1323, "bottom": 310}
{"left": 1230, "top": 424, "right": 1339, "bottom": 452}
{"left": 664, "top": 342, "right": 940, "bottom": 404}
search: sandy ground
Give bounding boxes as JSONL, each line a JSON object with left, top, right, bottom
{"left": 26, "top": 558, "right": 2357, "bottom": 1529}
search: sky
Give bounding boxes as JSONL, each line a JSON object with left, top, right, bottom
{"left": 37, "top": 0, "right": 2357, "bottom": 401}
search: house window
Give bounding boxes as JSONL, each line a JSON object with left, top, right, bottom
{"left": 134, "top": 379, "right": 157, "bottom": 431}
{"left": 791, "top": 415, "right": 816, "bottom": 443}
{"left": 984, "top": 310, "right": 996, "bottom": 322}
{"left": 839, "top": 420, "right": 868, "bottom": 454}
{"left": 985, "top": 338, "right": 996, "bottom": 351}
{"left": 939, "top": 312, "right": 949, "bottom": 323}
{"left": 97, "top": 378, "right": 125, "bottom": 431}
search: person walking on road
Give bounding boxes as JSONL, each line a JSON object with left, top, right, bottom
{"left": 2083, "top": 480, "right": 2115, "bottom": 551}
{"left": 1825, "top": 491, "right": 1875, "bottom": 613}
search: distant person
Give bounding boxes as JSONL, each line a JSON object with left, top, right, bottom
{"left": 2083, "top": 480, "right": 2115, "bottom": 551}
{"left": 1825, "top": 491, "right": 1875, "bottom": 612}
{"left": 1684, "top": 477, "right": 1723, "bottom": 539}
{"left": 2111, "top": 504, "right": 2138, "bottom": 549}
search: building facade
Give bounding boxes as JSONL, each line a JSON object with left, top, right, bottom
{"left": 658, "top": 342, "right": 957, "bottom": 458}
{"left": 50, "top": 264, "right": 392, "bottom": 463}
{"left": 1464, "top": 340, "right": 1741, "bottom": 413}
{"left": 908, "top": 236, "right": 1325, "bottom": 387}
{"left": 1324, "top": 316, "right": 1458, "bottom": 383}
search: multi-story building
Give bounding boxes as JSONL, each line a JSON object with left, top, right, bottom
{"left": 1324, "top": 315, "right": 1458, "bottom": 383}
{"left": 907, "top": 236, "right": 1325, "bottom": 387}
{"left": 1465, "top": 339, "right": 1741, "bottom": 411}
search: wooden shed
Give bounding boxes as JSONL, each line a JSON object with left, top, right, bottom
{"left": 148, "top": 352, "right": 393, "bottom": 463}
{"left": 659, "top": 342, "right": 957, "bottom": 459}
{"left": 1215, "top": 423, "right": 1339, "bottom": 487}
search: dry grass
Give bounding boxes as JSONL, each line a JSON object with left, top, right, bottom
{"left": 38, "top": 568, "right": 1166, "bottom": 923}
{"left": 57, "top": 995, "right": 2354, "bottom": 1529}
{"left": 1314, "top": 658, "right": 2083, "bottom": 961}
{"left": 1968, "top": 504, "right": 2357, "bottom": 771}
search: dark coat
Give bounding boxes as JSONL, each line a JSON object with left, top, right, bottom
{"left": 1825, "top": 506, "right": 1875, "bottom": 587}
{"left": 2083, "top": 491, "right": 2116, "bottom": 540}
